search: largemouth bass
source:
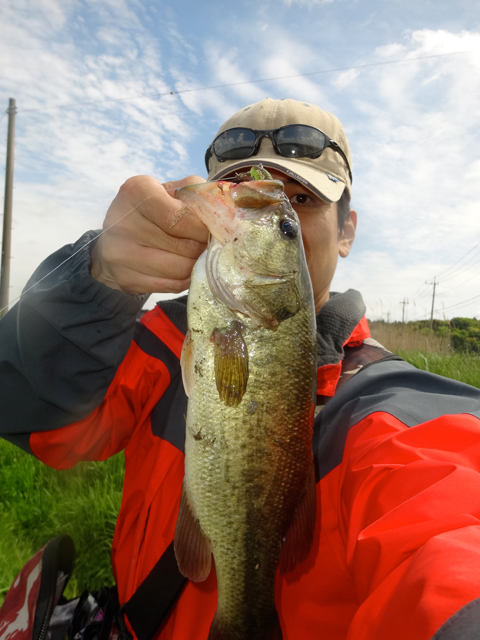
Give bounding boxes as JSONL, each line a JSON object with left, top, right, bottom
{"left": 174, "top": 169, "right": 317, "bottom": 640}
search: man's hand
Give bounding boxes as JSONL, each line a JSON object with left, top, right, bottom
{"left": 91, "top": 175, "right": 209, "bottom": 295}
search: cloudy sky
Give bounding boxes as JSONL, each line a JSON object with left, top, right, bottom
{"left": 0, "top": 0, "right": 479, "bottom": 322}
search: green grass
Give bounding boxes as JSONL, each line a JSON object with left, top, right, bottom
{"left": 0, "top": 443, "right": 124, "bottom": 604}
{"left": 398, "top": 350, "right": 480, "bottom": 389}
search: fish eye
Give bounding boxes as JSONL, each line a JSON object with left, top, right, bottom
{"left": 279, "top": 218, "right": 298, "bottom": 239}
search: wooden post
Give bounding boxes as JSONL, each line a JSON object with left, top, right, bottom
{"left": 0, "top": 98, "right": 16, "bottom": 317}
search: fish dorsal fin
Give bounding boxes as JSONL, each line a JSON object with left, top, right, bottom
{"left": 174, "top": 486, "right": 212, "bottom": 582}
{"left": 278, "top": 462, "right": 317, "bottom": 574}
{"left": 211, "top": 322, "right": 249, "bottom": 407}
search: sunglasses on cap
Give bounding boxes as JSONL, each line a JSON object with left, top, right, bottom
{"left": 205, "top": 124, "right": 352, "bottom": 183}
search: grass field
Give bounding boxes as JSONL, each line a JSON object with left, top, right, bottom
{"left": 0, "top": 445, "right": 123, "bottom": 603}
{"left": 2, "top": 325, "right": 480, "bottom": 607}
{"left": 394, "top": 350, "right": 480, "bottom": 388}
{"left": 370, "top": 321, "right": 480, "bottom": 388}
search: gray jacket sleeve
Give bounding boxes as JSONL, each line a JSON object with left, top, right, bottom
{"left": 0, "top": 231, "right": 147, "bottom": 451}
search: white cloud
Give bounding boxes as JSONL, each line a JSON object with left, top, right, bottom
{"left": 375, "top": 43, "right": 406, "bottom": 59}
{"left": 204, "top": 46, "right": 266, "bottom": 105}
{"left": 257, "top": 52, "right": 333, "bottom": 111}
{"left": 333, "top": 68, "right": 360, "bottom": 89}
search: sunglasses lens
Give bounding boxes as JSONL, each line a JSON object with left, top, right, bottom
{"left": 213, "top": 128, "right": 257, "bottom": 160}
{"left": 275, "top": 125, "right": 327, "bottom": 158}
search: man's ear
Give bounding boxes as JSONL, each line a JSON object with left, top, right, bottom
{"left": 339, "top": 209, "right": 357, "bottom": 258}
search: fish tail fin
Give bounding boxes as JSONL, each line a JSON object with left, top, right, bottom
{"left": 207, "top": 610, "right": 283, "bottom": 640}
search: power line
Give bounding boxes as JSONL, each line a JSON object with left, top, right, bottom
{"left": 418, "top": 257, "right": 480, "bottom": 306}
{"left": 413, "top": 287, "right": 435, "bottom": 304}
{"left": 410, "top": 241, "right": 480, "bottom": 303}
{"left": 438, "top": 294, "right": 480, "bottom": 313}
{"left": 439, "top": 248, "right": 480, "bottom": 284}
{"left": 17, "top": 49, "right": 476, "bottom": 114}
{"left": 436, "top": 242, "right": 480, "bottom": 279}
{"left": 412, "top": 283, "right": 439, "bottom": 307}
{"left": 415, "top": 292, "right": 480, "bottom": 320}
{"left": 441, "top": 269, "right": 480, "bottom": 295}
{"left": 410, "top": 281, "right": 430, "bottom": 299}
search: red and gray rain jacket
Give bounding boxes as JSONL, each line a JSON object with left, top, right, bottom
{"left": 2, "top": 231, "right": 480, "bottom": 640}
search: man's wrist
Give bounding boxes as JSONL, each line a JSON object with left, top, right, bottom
{"left": 90, "top": 240, "right": 122, "bottom": 291}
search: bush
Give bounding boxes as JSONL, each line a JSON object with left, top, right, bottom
{"left": 370, "top": 318, "right": 480, "bottom": 354}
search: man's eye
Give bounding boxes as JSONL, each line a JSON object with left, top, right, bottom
{"left": 290, "top": 194, "right": 310, "bottom": 205}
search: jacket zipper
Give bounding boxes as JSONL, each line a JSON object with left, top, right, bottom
{"left": 37, "top": 591, "right": 55, "bottom": 640}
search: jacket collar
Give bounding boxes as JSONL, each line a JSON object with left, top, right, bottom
{"left": 316, "top": 289, "right": 368, "bottom": 367}
{"left": 315, "top": 289, "right": 370, "bottom": 398}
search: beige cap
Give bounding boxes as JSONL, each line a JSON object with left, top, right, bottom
{"left": 206, "top": 98, "right": 352, "bottom": 202}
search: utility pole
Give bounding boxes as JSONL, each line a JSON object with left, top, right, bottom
{"left": 0, "top": 98, "right": 16, "bottom": 317}
{"left": 399, "top": 298, "right": 409, "bottom": 323}
{"left": 426, "top": 276, "right": 438, "bottom": 332}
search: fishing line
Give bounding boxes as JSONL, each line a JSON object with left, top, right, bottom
{"left": 0, "top": 195, "right": 152, "bottom": 315}
{"left": 17, "top": 50, "right": 476, "bottom": 114}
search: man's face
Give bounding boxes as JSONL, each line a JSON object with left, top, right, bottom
{"left": 259, "top": 169, "right": 356, "bottom": 313}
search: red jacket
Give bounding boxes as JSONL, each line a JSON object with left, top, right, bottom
{"left": 1, "top": 233, "right": 480, "bottom": 639}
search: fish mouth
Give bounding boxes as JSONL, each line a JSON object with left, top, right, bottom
{"left": 175, "top": 180, "right": 286, "bottom": 247}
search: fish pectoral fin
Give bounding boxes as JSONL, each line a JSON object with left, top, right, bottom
{"left": 211, "top": 322, "right": 249, "bottom": 408}
{"left": 174, "top": 486, "right": 212, "bottom": 582}
{"left": 180, "top": 330, "right": 194, "bottom": 397}
{"left": 278, "top": 463, "right": 317, "bottom": 574}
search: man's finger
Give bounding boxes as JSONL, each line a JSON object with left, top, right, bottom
{"left": 162, "top": 174, "right": 207, "bottom": 193}
{"left": 104, "top": 211, "right": 207, "bottom": 260}
{"left": 105, "top": 239, "right": 201, "bottom": 282}
{"left": 106, "top": 260, "right": 192, "bottom": 295}
{"left": 119, "top": 175, "right": 209, "bottom": 243}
